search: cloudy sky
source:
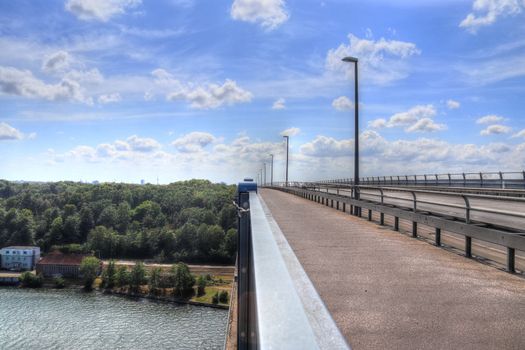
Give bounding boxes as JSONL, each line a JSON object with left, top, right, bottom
{"left": 1, "top": 0, "right": 524, "bottom": 184}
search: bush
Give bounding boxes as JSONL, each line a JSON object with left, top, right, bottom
{"left": 80, "top": 256, "right": 101, "bottom": 291}
{"left": 53, "top": 276, "right": 66, "bottom": 289}
{"left": 19, "top": 272, "right": 42, "bottom": 288}
{"left": 219, "top": 290, "right": 229, "bottom": 304}
{"left": 196, "top": 275, "right": 207, "bottom": 296}
{"left": 212, "top": 291, "right": 219, "bottom": 304}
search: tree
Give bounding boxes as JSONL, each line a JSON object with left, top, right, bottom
{"left": 63, "top": 215, "right": 80, "bottom": 243}
{"left": 98, "top": 205, "right": 117, "bottom": 228}
{"left": 115, "top": 266, "right": 130, "bottom": 288}
{"left": 47, "top": 216, "right": 64, "bottom": 247}
{"left": 224, "top": 228, "right": 237, "bottom": 258}
{"left": 80, "top": 256, "right": 100, "bottom": 291}
{"left": 79, "top": 206, "right": 94, "bottom": 241}
{"left": 102, "top": 260, "right": 117, "bottom": 289}
{"left": 115, "top": 202, "right": 131, "bottom": 234}
{"left": 172, "top": 263, "right": 195, "bottom": 298}
{"left": 196, "top": 275, "right": 207, "bottom": 296}
{"left": 130, "top": 262, "right": 147, "bottom": 293}
{"left": 148, "top": 267, "right": 162, "bottom": 295}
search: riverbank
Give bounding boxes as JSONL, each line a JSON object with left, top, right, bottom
{"left": 103, "top": 288, "right": 229, "bottom": 309}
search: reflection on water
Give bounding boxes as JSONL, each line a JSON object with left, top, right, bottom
{"left": 0, "top": 287, "right": 227, "bottom": 349}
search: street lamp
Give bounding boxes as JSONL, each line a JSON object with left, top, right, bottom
{"left": 283, "top": 135, "right": 289, "bottom": 187}
{"left": 342, "top": 56, "right": 360, "bottom": 215}
{"left": 269, "top": 154, "right": 274, "bottom": 186}
{"left": 263, "top": 162, "right": 266, "bottom": 186}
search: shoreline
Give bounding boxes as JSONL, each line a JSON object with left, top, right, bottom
{"left": 102, "top": 289, "right": 229, "bottom": 310}
{"left": 1, "top": 284, "right": 229, "bottom": 310}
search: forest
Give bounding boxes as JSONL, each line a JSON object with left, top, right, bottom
{"left": 0, "top": 179, "right": 238, "bottom": 264}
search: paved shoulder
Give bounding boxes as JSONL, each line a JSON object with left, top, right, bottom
{"left": 260, "top": 188, "right": 525, "bottom": 350}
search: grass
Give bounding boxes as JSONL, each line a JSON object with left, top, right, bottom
{"left": 191, "top": 286, "right": 229, "bottom": 305}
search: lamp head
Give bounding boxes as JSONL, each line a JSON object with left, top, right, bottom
{"left": 342, "top": 56, "right": 358, "bottom": 63}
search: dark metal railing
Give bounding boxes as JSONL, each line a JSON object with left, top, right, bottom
{"left": 306, "top": 171, "right": 525, "bottom": 189}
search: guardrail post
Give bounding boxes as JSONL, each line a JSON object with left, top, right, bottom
{"left": 462, "top": 196, "right": 471, "bottom": 224}
{"left": 465, "top": 236, "right": 472, "bottom": 258}
{"left": 237, "top": 191, "right": 253, "bottom": 349}
{"left": 435, "top": 228, "right": 441, "bottom": 246}
{"left": 412, "top": 222, "right": 417, "bottom": 238}
{"left": 507, "top": 248, "right": 516, "bottom": 273}
{"left": 394, "top": 217, "right": 399, "bottom": 231}
{"left": 336, "top": 201, "right": 340, "bottom": 210}
{"left": 343, "top": 202, "right": 346, "bottom": 212}
{"left": 479, "top": 172, "right": 483, "bottom": 188}
{"left": 368, "top": 209, "right": 372, "bottom": 221}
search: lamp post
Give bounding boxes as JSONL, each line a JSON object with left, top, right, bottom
{"left": 283, "top": 135, "right": 289, "bottom": 187}
{"left": 269, "top": 154, "right": 274, "bottom": 186}
{"left": 263, "top": 163, "right": 266, "bottom": 186}
{"left": 342, "top": 56, "right": 360, "bottom": 215}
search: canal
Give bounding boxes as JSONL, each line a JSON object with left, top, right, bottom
{"left": 0, "top": 287, "right": 228, "bottom": 349}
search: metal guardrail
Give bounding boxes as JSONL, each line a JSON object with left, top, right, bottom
{"left": 308, "top": 171, "right": 525, "bottom": 189}
{"left": 269, "top": 185, "right": 525, "bottom": 274}
{"left": 236, "top": 190, "right": 349, "bottom": 350}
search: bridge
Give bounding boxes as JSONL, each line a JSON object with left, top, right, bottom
{"left": 226, "top": 172, "right": 525, "bottom": 350}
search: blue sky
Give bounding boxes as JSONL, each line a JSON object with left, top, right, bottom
{"left": 0, "top": 0, "right": 524, "bottom": 184}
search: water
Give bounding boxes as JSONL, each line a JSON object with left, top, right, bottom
{"left": 0, "top": 287, "right": 228, "bottom": 349}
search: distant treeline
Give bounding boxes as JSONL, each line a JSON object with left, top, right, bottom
{"left": 0, "top": 179, "right": 237, "bottom": 264}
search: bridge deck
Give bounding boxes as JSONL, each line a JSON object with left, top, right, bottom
{"left": 259, "top": 188, "right": 525, "bottom": 350}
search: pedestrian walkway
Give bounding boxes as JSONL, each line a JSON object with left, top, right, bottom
{"left": 260, "top": 188, "right": 525, "bottom": 350}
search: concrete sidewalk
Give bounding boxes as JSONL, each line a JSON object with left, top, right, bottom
{"left": 260, "top": 188, "right": 525, "bottom": 350}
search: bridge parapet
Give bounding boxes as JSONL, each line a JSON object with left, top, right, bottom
{"left": 234, "top": 190, "right": 349, "bottom": 349}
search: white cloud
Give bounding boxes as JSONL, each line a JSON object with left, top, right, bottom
{"left": 332, "top": 96, "right": 353, "bottom": 111}
{"left": 172, "top": 132, "right": 217, "bottom": 153}
{"left": 231, "top": 0, "right": 289, "bottom": 30}
{"left": 460, "top": 0, "right": 524, "bottom": 32}
{"left": 0, "top": 122, "right": 23, "bottom": 140}
{"left": 368, "top": 118, "right": 387, "bottom": 129}
{"left": 65, "top": 0, "right": 142, "bottom": 22}
{"left": 300, "top": 135, "right": 353, "bottom": 157}
{"left": 280, "top": 127, "right": 300, "bottom": 137}
{"left": 512, "top": 129, "right": 525, "bottom": 138}
{"left": 42, "top": 51, "right": 72, "bottom": 73}
{"left": 369, "top": 105, "right": 442, "bottom": 133}
{"left": 405, "top": 118, "right": 447, "bottom": 133}
{"left": 446, "top": 99, "right": 460, "bottom": 109}
{"left": 0, "top": 66, "right": 93, "bottom": 104}
{"left": 476, "top": 114, "right": 504, "bottom": 124}
{"left": 165, "top": 79, "right": 253, "bottom": 109}
{"left": 272, "top": 97, "right": 286, "bottom": 110}
{"left": 64, "top": 68, "right": 104, "bottom": 84}
{"left": 126, "top": 135, "right": 161, "bottom": 152}
{"left": 152, "top": 69, "right": 252, "bottom": 109}
{"left": 480, "top": 124, "right": 512, "bottom": 135}
{"left": 326, "top": 33, "right": 420, "bottom": 85}
{"left": 98, "top": 92, "right": 122, "bottom": 104}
